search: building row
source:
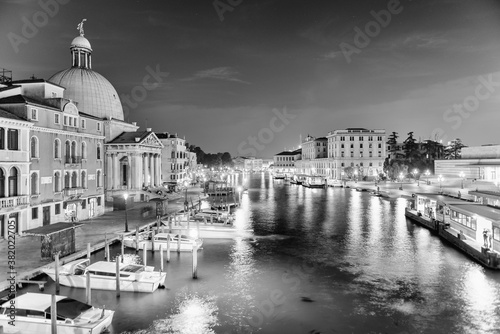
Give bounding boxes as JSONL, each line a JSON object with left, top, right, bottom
{"left": 0, "top": 28, "right": 197, "bottom": 237}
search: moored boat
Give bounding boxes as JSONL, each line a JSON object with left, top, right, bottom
{"left": 123, "top": 232, "right": 203, "bottom": 252}
{"left": 43, "top": 258, "right": 166, "bottom": 293}
{"left": 0, "top": 292, "right": 114, "bottom": 334}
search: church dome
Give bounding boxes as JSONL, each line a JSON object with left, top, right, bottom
{"left": 48, "top": 21, "right": 124, "bottom": 121}
{"left": 49, "top": 68, "right": 123, "bottom": 120}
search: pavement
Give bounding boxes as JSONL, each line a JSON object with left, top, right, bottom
{"left": 0, "top": 186, "right": 207, "bottom": 292}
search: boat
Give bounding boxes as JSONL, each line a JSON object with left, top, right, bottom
{"left": 43, "top": 258, "right": 166, "bottom": 293}
{"left": 273, "top": 172, "right": 285, "bottom": 179}
{"left": 295, "top": 174, "right": 307, "bottom": 185}
{"left": 193, "top": 209, "right": 234, "bottom": 222}
{"left": 123, "top": 232, "right": 203, "bottom": 252}
{"left": 0, "top": 292, "right": 114, "bottom": 334}
{"left": 165, "top": 219, "right": 253, "bottom": 239}
{"left": 302, "top": 176, "right": 325, "bottom": 188}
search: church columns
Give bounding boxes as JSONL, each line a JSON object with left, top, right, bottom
{"left": 143, "top": 153, "right": 149, "bottom": 187}
{"left": 106, "top": 153, "right": 113, "bottom": 189}
{"left": 113, "top": 154, "right": 119, "bottom": 189}
{"left": 126, "top": 154, "right": 132, "bottom": 189}
{"left": 132, "top": 153, "right": 143, "bottom": 189}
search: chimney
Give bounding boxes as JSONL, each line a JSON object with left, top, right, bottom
{"left": 147, "top": 127, "right": 152, "bottom": 132}
{"left": 132, "top": 122, "right": 137, "bottom": 126}
{"left": 135, "top": 137, "right": 140, "bottom": 142}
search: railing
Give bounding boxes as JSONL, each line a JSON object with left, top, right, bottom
{"left": 0, "top": 195, "right": 29, "bottom": 209}
{"left": 64, "top": 156, "right": 83, "bottom": 164}
{"left": 63, "top": 188, "right": 85, "bottom": 196}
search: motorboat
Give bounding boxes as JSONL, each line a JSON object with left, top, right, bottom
{"left": 193, "top": 209, "right": 234, "bottom": 222}
{"left": 123, "top": 232, "right": 203, "bottom": 252}
{"left": 273, "top": 172, "right": 286, "bottom": 179}
{"left": 167, "top": 219, "right": 254, "bottom": 239}
{"left": 302, "top": 176, "right": 325, "bottom": 188}
{"left": 43, "top": 258, "right": 166, "bottom": 293}
{"left": 0, "top": 292, "right": 114, "bottom": 334}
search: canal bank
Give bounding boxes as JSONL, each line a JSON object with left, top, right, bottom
{"left": 0, "top": 187, "right": 206, "bottom": 293}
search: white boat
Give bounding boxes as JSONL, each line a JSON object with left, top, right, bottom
{"left": 0, "top": 292, "right": 114, "bottom": 334}
{"left": 43, "top": 258, "right": 166, "bottom": 293}
{"left": 167, "top": 219, "right": 254, "bottom": 239}
{"left": 123, "top": 232, "right": 203, "bottom": 252}
{"left": 302, "top": 176, "right": 325, "bottom": 188}
{"left": 193, "top": 209, "right": 234, "bottom": 222}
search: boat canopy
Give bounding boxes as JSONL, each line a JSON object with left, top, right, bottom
{"left": 44, "top": 298, "right": 92, "bottom": 320}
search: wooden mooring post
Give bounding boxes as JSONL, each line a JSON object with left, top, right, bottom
{"left": 160, "top": 245, "right": 164, "bottom": 272}
{"left": 143, "top": 247, "right": 147, "bottom": 269}
{"left": 116, "top": 256, "right": 121, "bottom": 298}
{"left": 54, "top": 252, "right": 60, "bottom": 293}
{"left": 104, "top": 233, "right": 109, "bottom": 261}
{"left": 151, "top": 229, "right": 156, "bottom": 254}
{"left": 51, "top": 294, "right": 58, "bottom": 334}
{"left": 192, "top": 245, "right": 198, "bottom": 279}
{"left": 87, "top": 243, "right": 91, "bottom": 259}
{"left": 166, "top": 234, "right": 171, "bottom": 262}
{"left": 135, "top": 226, "right": 139, "bottom": 252}
{"left": 121, "top": 235, "right": 125, "bottom": 261}
{"left": 177, "top": 231, "right": 181, "bottom": 253}
{"left": 86, "top": 271, "right": 91, "bottom": 304}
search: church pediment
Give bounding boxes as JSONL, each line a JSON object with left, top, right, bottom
{"left": 141, "top": 132, "right": 164, "bottom": 148}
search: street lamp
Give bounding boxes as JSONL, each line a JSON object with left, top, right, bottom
{"left": 459, "top": 171, "right": 465, "bottom": 189}
{"left": 413, "top": 168, "right": 419, "bottom": 186}
{"left": 399, "top": 172, "right": 404, "bottom": 190}
{"left": 123, "top": 193, "right": 129, "bottom": 232}
{"left": 438, "top": 175, "right": 444, "bottom": 193}
{"left": 354, "top": 170, "right": 358, "bottom": 183}
{"left": 425, "top": 170, "right": 430, "bottom": 185}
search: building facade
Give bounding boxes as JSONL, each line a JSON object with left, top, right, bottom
{"left": 158, "top": 133, "right": 189, "bottom": 189}
{"left": 273, "top": 149, "right": 301, "bottom": 177}
{"left": 327, "top": 128, "right": 386, "bottom": 180}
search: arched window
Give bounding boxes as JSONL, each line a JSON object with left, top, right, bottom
{"left": 97, "top": 143, "right": 101, "bottom": 160}
{"left": 30, "top": 136, "right": 38, "bottom": 158}
{"left": 71, "top": 141, "right": 77, "bottom": 161}
{"left": 30, "top": 172, "right": 38, "bottom": 195}
{"left": 64, "top": 172, "right": 70, "bottom": 189}
{"left": 71, "top": 171, "right": 78, "bottom": 188}
{"left": 0, "top": 168, "right": 5, "bottom": 198}
{"left": 97, "top": 170, "right": 101, "bottom": 187}
{"left": 54, "top": 139, "right": 60, "bottom": 159}
{"left": 81, "top": 142, "right": 87, "bottom": 159}
{"left": 54, "top": 172, "right": 61, "bottom": 192}
{"left": 65, "top": 140, "right": 71, "bottom": 163}
{"left": 81, "top": 171, "right": 86, "bottom": 188}
{"left": 8, "top": 168, "right": 18, "bottom": 196}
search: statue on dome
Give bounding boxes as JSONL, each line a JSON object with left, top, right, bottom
{"left": 77, "top": 19, "right": 87, "bottom": 36}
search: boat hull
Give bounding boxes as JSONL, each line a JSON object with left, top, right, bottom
{"left": 123, "top": 238, "right": 202, "bottom": 252}
{"left": 170, "top": 226, "right": 254, "bottom": 239}
{"left": 43, "top": 270, "right": 166, "bottom": 293}
{"left": 0, "top": 310, "right": 113, "bottom": 334}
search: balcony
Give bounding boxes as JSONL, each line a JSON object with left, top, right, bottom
{"left": 0, "top": 195, "right": 30, "bottom": 210}
{"left": 65, "top": 156, "right": 83, "bottom": 164}
{"left": 63, "top": 187, "right": 85, "bottom": 196}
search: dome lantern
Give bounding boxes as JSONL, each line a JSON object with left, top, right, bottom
{"left": 70, "top": 19, "right": 92, "bottom": 69}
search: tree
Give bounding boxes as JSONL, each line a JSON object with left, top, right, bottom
{"left": 403, "top": 131, "right": 420, "bottom": 162}
{"left": 444, "top": 139, "right": 466, "bottom": 159}
{"left": 387, "top": 131, "right": 399, "bottom": 157}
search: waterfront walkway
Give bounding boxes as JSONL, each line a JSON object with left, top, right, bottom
{"left": 0, "top": 187, "right": 206, "bottom": 292}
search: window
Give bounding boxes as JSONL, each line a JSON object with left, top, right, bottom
{"left": 350, "top": 136, "right": 354, "bottom": 141}
{"left": 494, "top": 226, "right": 500, "bottom": 241}
{"left": 97, "top": 196, "right": 102, "bottom": 206}
{"left": 31, "top": 108, "right": 38, "bottom": 120}
{"left": 30, "top": 136, "right": 38, "bottom": 158}
{"left": 378, "top": 143, "right": 382, "bottom": 148}
{"left": 0, "top": 169, "right": 4, "bottom": 198}
{"left": 97, "top": 144, "right": 101, "bottom": 160}
{"left": 350, "top": 144, "right": 354, "bottom": 149}
{"left": 0, "top": 128, "right": 4, "bottom": 149}
{"left": 64, "top": 172, "right": 70, "bottom": 189}
{"left": 32, "top": 207, "right": 38, "bottom": 219}
{"left": 54, "top": 139, "right": 60, "bottom": 159}
{"left": 81, "top": 171, "right": 86, "bottom": 188}
{"left": 97, "top": 122, "right": 101, "bottom": 131}
{"left": 81, "top": 119, "right": 86, "bottom": 129}
{"left": 54, "top": 114, "right": 60, "bottom": 124}
{"left": 30, "top": 172, "right": 38, "bottom": 195}
{"left": 360, "top": 144, "right": 363, "bottom": 149}
{"left": 7, "top": 129, "right": 18, "bottom": 150}
{"left": 96, "top": 170, "right": 102, "bottom": 187}
{"left": 55, "top": 204, "right": 61, "bottom": 215}
{"left": 54, "top": 172, "right": 61, "bottom": 192}
{"left": 81, "top": 142, "right": 87, "bottom": 159}
{"left": 64, "top": 116, "right": 68, "bottom": 125}
{"left": 82, "top": 199, "right": 86, "bottom": 209}
{"left": 71, "top": 171, "right": 78, "bottom": 188}
{"left": 8, "top": 168, "right": 18, "bottom": 196}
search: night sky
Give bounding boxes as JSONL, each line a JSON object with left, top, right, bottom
{"left": 1, "top": 0, "right": 500, "bottom": 157}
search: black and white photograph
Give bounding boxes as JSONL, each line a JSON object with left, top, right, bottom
{"left": 1, "top": 0, "right": 500, "bottom": 333}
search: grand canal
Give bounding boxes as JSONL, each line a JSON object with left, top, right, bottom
{"left": 24, "top": 173, "right": 500, "bottom": 333}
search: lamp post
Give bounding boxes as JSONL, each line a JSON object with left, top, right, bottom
{"left": 413, "top": 168, "right": 419, "bottom": 186}
{"left": 459, "top": 171, "right": 465, "bottom": 189}
{"left": 399, "top": 172, "right": 403, "bottom": 190}
{"left": 438, "top": 175, "right": 444, "bottom": 193}
{"left": 124, "top": 193, "right": 129, "bottom": 232}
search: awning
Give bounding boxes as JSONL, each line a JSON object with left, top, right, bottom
{"left": 22, "top": 222, "right": 83, "bottom": 237}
